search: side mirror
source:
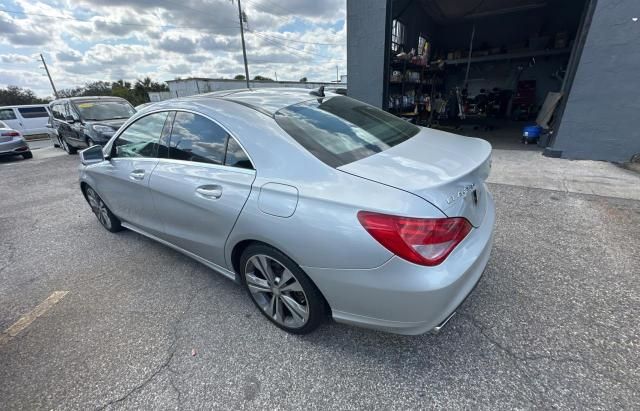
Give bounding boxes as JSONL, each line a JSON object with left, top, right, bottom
{"left": 64, "top": 115, "right": 75, "bottom": 123}
{"left": 79, "top": 145, "right": 105, "bottom": 166}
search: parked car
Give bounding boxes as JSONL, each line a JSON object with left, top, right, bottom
{"left": 135, "top": 102, "right": 155, "bottom": 111}
{"left": 78, "top": 88, "right": 494, "bottom": 335}
{"left": 49, "top": 96, "right": 136, "bottom": 154}
{"left": 0, "top": 104, "right": 52, "bottom": 140}
{"left": 0, "top": 120, "right": 32, "bottom": 159}
{"left": 45, "top": 114, "right": 62, "bottom": 148}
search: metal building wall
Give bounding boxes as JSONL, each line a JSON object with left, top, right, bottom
{"left": 347, "top": 0, "right": 390, "bottom": 108}
{"left": 548, "top": 0, "right": 639, "bottom": 162}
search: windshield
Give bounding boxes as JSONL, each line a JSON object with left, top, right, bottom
{"left": 275, "top": 96, "right": 420, "bottom": 167}
{"left": 73, "top": 100, "right": 136, "bottom": 121}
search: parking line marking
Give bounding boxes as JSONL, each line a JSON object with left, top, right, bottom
{"left": 0, "top": 291, "right": 69, "bottom": 346}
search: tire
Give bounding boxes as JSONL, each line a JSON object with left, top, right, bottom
{"left": 22, "top": 151, "right": 33, "bottom": 159}
{"left": 84, "top": 186, "right": 123, "bottom": 233}
{"left": 240, "top": 244, "right": 326, "bottom": 334}
{"left": 61, "top": 137, "right": 77, "bottom": 154}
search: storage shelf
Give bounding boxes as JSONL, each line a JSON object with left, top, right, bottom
{"left": 437, "top": 48, "right": 572, "bottom": 65}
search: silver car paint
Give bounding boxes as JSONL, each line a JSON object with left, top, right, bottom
{"left": 339, "top": 128, "right": 492, "bottom": 227}
{"left": 80, "top": 89, "right": 494, "bottom": 334}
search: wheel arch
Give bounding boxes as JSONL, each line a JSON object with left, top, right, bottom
{"left": 229, "top": 238, "right": 332, "bottom": 315}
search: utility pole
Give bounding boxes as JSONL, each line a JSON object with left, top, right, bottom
{"left": 40, "top": 53, "right": 58, "bottom": 98}
{"left": 336, "top": 65, "right": 339, "bottom": 82}
{"left": 236, "top": 0, "right": 250, "bottom": 88}
{"left": 274, "top": 72, "right": 278, "bottom": 81}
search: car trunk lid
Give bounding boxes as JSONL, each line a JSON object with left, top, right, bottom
{"left": 338, "top": 128, "right": 492, "bottom": 227}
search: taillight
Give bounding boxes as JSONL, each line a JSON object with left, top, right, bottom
{"left": 1, "top": 131, "right": 20, "bottom": 137}
{"left": 357, "top": 211, "right": 472, "bottom": 266}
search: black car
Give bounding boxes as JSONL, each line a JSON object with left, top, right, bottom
{"left": 49, "top": 96, "right": 136, "bottom": 154}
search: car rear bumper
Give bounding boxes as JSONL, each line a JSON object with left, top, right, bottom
{"left": 0, "top": 139, "right": 30, "bottom": 156}
{"left": 303, "top": 190, "right": 495, "bottom": 335}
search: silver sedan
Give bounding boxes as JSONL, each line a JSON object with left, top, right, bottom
{"left": 78, "top": 88, "right": 494, "bottom": 335}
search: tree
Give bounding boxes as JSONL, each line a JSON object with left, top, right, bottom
{"left": 234, "top": 74, "right": 246, "bottom": 80}
{"left": 0, "top": 86, "right": 48, "bottom": 105}
{"left": 299, "top": 77, "right": 308, "bottom": 82}
{"left": 253, "top": 75, "right": 274, "bottom": 81}
{"left": 58, "top": 77, "right": 168, "bottom": 106}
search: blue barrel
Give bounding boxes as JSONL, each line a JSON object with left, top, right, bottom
{"left": 522, "top": 125, "right": 542, "bottom": 142}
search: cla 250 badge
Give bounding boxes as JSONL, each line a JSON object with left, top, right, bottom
{"left": 446, "top": 184, "right": 476, "bottom": 205}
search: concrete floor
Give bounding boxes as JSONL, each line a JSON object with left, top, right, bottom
{"left": 0, "top": 147, "right": 639, "bottom": 409}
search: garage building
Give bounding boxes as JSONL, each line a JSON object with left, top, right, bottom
{"left": 347, "top": 0, "right": 639, "bottom": 162}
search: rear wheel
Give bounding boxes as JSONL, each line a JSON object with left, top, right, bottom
{"left": 85, "top": 186, "right": 122, "bottom": 232}
{"left": 240, "top": 244, "right": 326, "bottom": 334}
{"left": 22, "top": 151, "right": 33, "bottom": 159}
{"left": 61, "top": 137, "right": 77, "bottom": 154}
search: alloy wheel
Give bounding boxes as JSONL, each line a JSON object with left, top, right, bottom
{"left": 244, "top": 254, "right": 309, "bottom": 328}
{"left": 86, "top": 188, "right": 112, "bottom": 230}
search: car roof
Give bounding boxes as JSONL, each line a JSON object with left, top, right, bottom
{"left": 189, "top": 87, "right": 335, "bottom": 116}
{"left": 49, "top": 96, "right": 129, "bottom": 104}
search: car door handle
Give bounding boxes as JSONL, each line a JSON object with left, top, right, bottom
{"left": 196, "top": 185, "right": 223, "bottom": 199}
{"left": 129, "top": 170, "right": 146, "bottom": 181}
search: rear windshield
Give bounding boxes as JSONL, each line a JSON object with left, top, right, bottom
{"left": 72, "top": 100, "right": 135, "bottom": 121}
{"left": 18, "top": 107, "right": 49, "bottom": 118}
{"left": 275, "top": 95, "right": 420, "bottom": 167}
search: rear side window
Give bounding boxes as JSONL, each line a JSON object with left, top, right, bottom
{"left": 275, "top": 95, "right": 420, "bottom": 167}
{"left": 112, "top": 112, "right": 169, "bottom": 158}
{"left": 0, "top": 109, "right": 17, "bottom": 120}
{"left": 168, "top": 112, "right": 227, "bottom": 165}
{"left": 18, "top": 107, "right": 49, "bottom": 118}
{"left": 224, "top": 137, "right": 252, "bottom": 169}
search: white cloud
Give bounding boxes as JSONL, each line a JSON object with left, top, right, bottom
{"left": 0, "top": 0, "right": 346, "bottom": 97}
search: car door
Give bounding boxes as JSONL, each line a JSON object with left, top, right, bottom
{"left": 65, "top": 103, "right": 86, "bottom": 146}
{"left": 0, "top": 108, "right": 22, "bottom": 133}
{"left": 88, "top": 111, "right": 171, "bottom": 236}
{"left": 51, "top": 103, "right": 73, "bottom": 142}
{"left": 149, "top": 110, "right": 256, "bottom": 266}
{"left": 16, "top": 106, "right": 50, "bottom": 137}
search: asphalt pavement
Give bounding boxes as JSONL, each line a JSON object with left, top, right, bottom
{"left": 0, "top": 151, "right": 638, "bottom": 409}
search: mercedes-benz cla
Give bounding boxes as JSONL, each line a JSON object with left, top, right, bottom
{"left": 78, "top": 88, "right": 494, "bottom": 335}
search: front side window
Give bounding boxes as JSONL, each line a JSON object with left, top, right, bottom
{"left": 73, "top": 100, "right": 135, "bottom": 121}
{"left": 168, "top": 112, "right": 227, "bottom": 165}
{"left": 0, "top": 109, "right": 17, "bottom": 120}
{"left": 51, "top": 104, "right": 65, "bottom": 120}
{"left": 275, "top": 96, "right": 420, "bottom": 167}
{"left": 18, "top": 107, "right": 49, "bottom": 119}
{"left": 112, "top": 111, "right": 169, "bottom": 158}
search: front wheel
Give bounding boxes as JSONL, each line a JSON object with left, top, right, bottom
{"left": 61, "top": 137, "right": 77, "bottom": 154}
{"left": 85, "top": 186, "right": 122, "bottom": 232}
{"left": 22, "top": 151, "right": 33, "bottom": 159}
{"left": 240, "top": 244, "right": 326, "bottom": 334}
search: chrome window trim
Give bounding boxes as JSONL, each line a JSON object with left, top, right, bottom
{"left": 105, "top": 108, "right": 256, "bottom": 170}
{"left": 154, "top": 157, "right": 256, "bottom": 176}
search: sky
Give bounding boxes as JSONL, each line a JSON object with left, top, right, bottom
{"left": 0, "top": 0, "right": 346, "bottom": 97}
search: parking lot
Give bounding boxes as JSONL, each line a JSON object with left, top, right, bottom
{"left": 1, "top": 144, "right": 639, "bottom": 409}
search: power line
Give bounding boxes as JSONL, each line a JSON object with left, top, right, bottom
{"left": 248, "top": 31, "right": 341, "bottom": 46}
{"left": 243, "top": 0, "right": 298, "bottom": 20}
{"left": 249, "top": 31, "right": 339, "bottom": 60}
